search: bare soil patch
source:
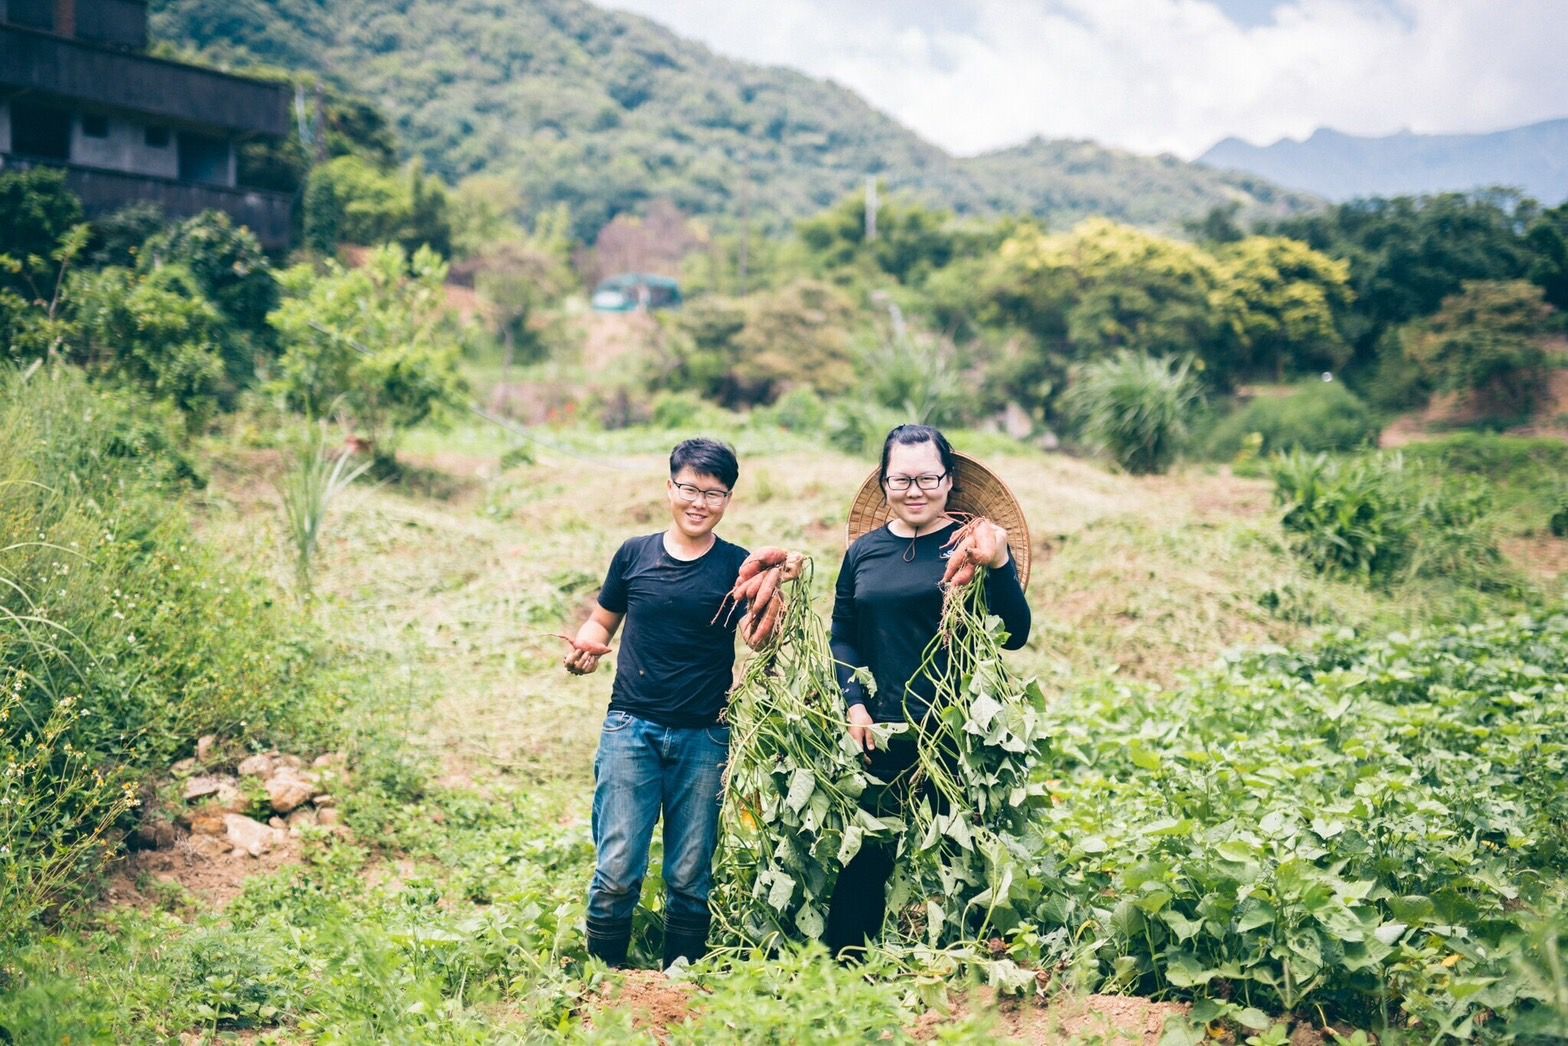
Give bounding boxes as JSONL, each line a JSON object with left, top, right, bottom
{"left": 1381, "top": 366, "right": 1568, "bottom": 448}
{"left": 104, "top": 832, "right": 303, "bottom": 911}
{"left": 1503, "top": 535, "right": 1568, "bottom": 582}
{"left": 584, "top": 970, "right": 700, "bottom": 1036}
{"left": 585, "top": 972, "right": 1189, "bottom": 1043}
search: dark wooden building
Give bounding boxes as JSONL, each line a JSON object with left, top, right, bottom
{"left": 0, "top": 0, "right": 293, "bottom": 247}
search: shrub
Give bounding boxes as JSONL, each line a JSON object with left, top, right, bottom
{"left": 269, "top": 244, "right": 467, "bottom": 459}
{"left": 84, "top": 202, "right": 166, "bottom": 269}
{"left": 753, "top": 387, "right": 828, "bottom": 432}
{"left": 1062, "top": 351, "right": 1201, "bottom": 474}
{"left": 854, "top": 322, "right": 965, "bottom": 427}
{"left": 0, "top": 168, "right": 83, "bottom": 290}
{"left": 1202, "top": 380, "right": 1380, "bottom": 460}
{"left": 1269, "top": 450, "right": 1511, "bottom": 588}
{"left": 660, "top": 281, "right": 857, "bottom": 408}
{"left": 824, "top": 399, "right": 908, "bottom": 456}
{"left": 69, "top": 265, "right": 231, "bottom": 426}
{"left": 302, "top": 156, "right": 451, "bottom": 257}
{"left": 139, "top": 210, "right": 278, "bottom": 385}
{"left": 647, "top": 389, "right": 735, "bottom": 431}
{"left": 1401, "top": 279, "right": 1557, "bottom": 420}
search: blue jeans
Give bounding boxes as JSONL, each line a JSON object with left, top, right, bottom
{"left": 587, "top": 710, "right": 730, "bottom": 928}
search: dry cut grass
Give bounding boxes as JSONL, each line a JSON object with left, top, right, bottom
{"left": 192, "top": 434, "right": 1533, "bottom": 797}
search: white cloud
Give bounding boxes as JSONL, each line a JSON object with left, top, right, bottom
{"left": 606, "top": 0, "right": 1568, "bottom": 158}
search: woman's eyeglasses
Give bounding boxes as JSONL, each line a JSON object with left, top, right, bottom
{"left": 884, "top": 472, "right": 948, "bottom": 492}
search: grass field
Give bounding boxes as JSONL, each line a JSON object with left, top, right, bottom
{"left": 5, "top": 412, "right": 1565, "bottom": 1042}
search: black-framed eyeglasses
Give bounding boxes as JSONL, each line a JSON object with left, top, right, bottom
{"left": 884, "top": 472, "right": 948, "bottom": 492}
{"left": 671, "top": 481, "right": 732, "bottom": 507}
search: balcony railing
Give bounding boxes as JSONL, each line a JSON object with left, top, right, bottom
{"left": 0, "top": 24, "right": 288, "bottom": 136}
{"left": 5, "top": 158, "right": 294, "bottom": 248}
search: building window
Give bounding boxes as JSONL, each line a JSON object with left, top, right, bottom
{"left": 11, "top": 102, "right": 72, "bottom": 160}
{"left": 81, "top": 114, "right": 110, "bottom": 139}
{"left": 178, "top": 132, "right": 231, "bottom": 186}
{"left": 5, "top": 0, "right": 55, "bottom": 31}
{"left": 145, "top": 126, "right": 170, "bottom": 149}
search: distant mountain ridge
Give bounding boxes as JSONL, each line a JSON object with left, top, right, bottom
{"left": 1199, "top": 119, "right": 1568, "bottom": 204}
{"left": 149, "top": 0, "right": 1316, "bottom": 236}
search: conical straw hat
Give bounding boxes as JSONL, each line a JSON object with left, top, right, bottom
{"left": 846, "top": 452, "right": 1031, "bottom": 589}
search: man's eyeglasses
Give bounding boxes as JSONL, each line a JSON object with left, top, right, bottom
{"left": 884, "top": 472, "right": 948, "bottom": 492}
{"left": 671, "top": 481, "right": 732, "bottom": 507}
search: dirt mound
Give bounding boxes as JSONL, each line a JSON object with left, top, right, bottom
{"left": 105, "top": 834, "right": 304, "bottom": 911}
{"left": 585, "top": 971, "right": 1188, "bottom": 1044}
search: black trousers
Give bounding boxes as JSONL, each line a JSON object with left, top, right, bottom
{"left": 823, "top": 737, "right": 935, "bottom": 957}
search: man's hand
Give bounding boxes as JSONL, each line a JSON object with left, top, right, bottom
{"left": 847, "top": 703, "right": 877, "bottom": 752}
{"left": 563, "top": 642, "right": 606, "bottom": 675}
{"left": 559, "top": 606, "right": 621, "bottom": 675}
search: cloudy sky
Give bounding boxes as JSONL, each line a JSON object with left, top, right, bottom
{"left": 607, "top": 0, "right": 1568, "bottom": 159}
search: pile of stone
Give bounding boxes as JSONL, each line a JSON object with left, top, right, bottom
{"left": 144, "top": 735, "right": 350, "bottom": 859}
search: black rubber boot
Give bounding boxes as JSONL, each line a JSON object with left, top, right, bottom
{"left": 662, "top": 914, "right": 711, "bottom": 969}
{"left": 586, "top": 916, "right": 632, "bottom": 967}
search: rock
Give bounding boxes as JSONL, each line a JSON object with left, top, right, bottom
{"left": 316, "top": 807, "right": 341, "bottom": 827}
{"left": 214, "top": 780, "right": 250, "bottom": 815}
{"left": 286, "top": 808, "right": 318, "bottom": 830}
{"left": 1001, "top": 401, "right": 1034, "bottom": 441}
{"left": 185, "top": 833, "right": 230, "bottom": 859}
{"left": 312, "top": 751, "right": 347, "bottom": 769}
{"left": 264, "top": 770, "right": 317, "bottom": 814}
{"left": 224, "top": 813, "right": 285, "bottom": 858}
{"left": 183, "top": 775, "right": 223, "bottom": 801}
{"left": 237, "top": 753, "right": 276, "bottom": 778}
{"left": 188, "top": 809, "right": 228, "bottom": 836}
{"left": 278, "top": 754, "right": 304, "bottom": 770}
{"left": 132, "top": 819, "right": 179, "bottom": 851}
{"left": 196, "top": 735, "right": 216, "bottom": 762}
{"left": 312, "top": 793, "right": 335, "bottom": 808}
{"left": 268, "top": 816, "right": 286, "bottom": 830}
{"left": 170, "top": 758, "right": 198, "bottom": 777}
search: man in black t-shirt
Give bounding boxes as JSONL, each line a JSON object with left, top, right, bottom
{"left": 564, "top": 438, "right": 749, "bottom": 969}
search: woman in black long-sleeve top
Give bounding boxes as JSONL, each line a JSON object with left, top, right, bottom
{"left": 824, "top": 424, "right": 1031, "bottom": 957}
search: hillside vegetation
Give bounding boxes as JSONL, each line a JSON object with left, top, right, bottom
{"left": 148, "top": 0, "right": 1314, "bottom": 236}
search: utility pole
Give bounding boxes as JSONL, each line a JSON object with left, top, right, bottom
{"left": 864, "top": 176, "right": 878, "bottom": 242}
{"left": 737, "top": 167, "right": 751, "bottom": 296}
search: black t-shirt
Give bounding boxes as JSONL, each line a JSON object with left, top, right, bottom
{"left": 596, "top": 532, "right": 750, "bottom": 727}
{"left": 830, "top": 521, "right": 1031, "bottom": 725}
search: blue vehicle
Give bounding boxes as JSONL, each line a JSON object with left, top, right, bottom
{"left": 590, "top": 273, "right": 683, "bottom": 313}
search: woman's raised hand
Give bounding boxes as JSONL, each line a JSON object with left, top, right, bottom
{"left": 847, "top": 703, "right": 878, "bottom": 752}
{"left": 962, "top": 520, "right": 1011, "bottom": 569}
{"left": 942, "top": 517, "right": 1010, "bottom": 589}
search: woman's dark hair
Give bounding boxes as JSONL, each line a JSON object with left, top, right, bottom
{"left": 670, "top": 437, "right": 739, "bottom": 489}
{"left": 878, "top": 424, "right": 957, "bottom": 489}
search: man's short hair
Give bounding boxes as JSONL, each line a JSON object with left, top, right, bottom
{"left": 670, "top": 438, "right": 739, "bottom": 489}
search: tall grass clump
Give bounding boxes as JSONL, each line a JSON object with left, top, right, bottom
{"left": 0, "top": 368, "right": 332, "bottom": 941}
{"left": 1063, "top": 351, "right": 1201, "bottom": 474}
{"left": 278, "top": 423, "right": 370, "bottom": 596}
{"left": 1269, "top": 449, "right": 1513, "bottom": 589}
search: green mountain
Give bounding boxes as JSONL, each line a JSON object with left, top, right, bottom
{"left": 150, "top": 0, "right": 1317, "bottom": 236}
